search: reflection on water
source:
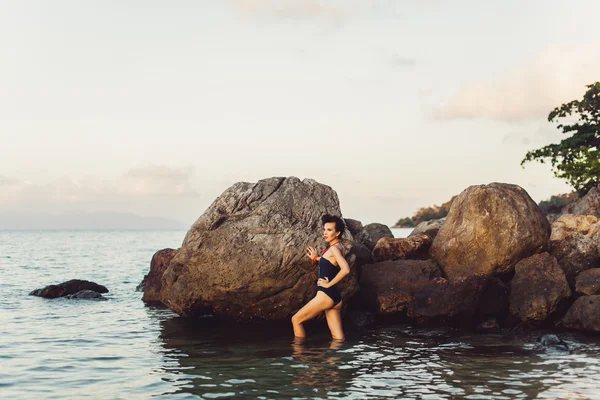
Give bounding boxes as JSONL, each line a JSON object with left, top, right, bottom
{"left": 291, "top": 337, "right": 347, "bottom": 395}
{"left": 153, "top": 313, "right": 600, "bottom": 399}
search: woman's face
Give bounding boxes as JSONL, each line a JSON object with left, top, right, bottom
{"left": 323, "top": 222, "right": 340, "bottom": 243}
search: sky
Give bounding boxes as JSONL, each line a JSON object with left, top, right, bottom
{"left": 1, "top": 0, "right": 599, "bottom": 226}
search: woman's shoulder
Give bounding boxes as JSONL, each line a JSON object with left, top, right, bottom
{"left": 331, "top": 243, "right": 345, "bottom": 255}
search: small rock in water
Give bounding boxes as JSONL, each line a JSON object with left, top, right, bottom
{"left": 65, "top": 290, "right": 108, "bottom": 301}
{"left": 536, "top": 334, "right": 569, "bottom": 351}
{"left": 30, "top": 279, "right": 109, "bottom": 298}
{"left": 347, "top": 309, "right": 376, "bottom": 330}
{"left": 476, "top": 318, "right": 500, "bottom": 332}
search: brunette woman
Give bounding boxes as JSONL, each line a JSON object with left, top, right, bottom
{"left": 291, "top": 214, "right": 350, "bottom": 340}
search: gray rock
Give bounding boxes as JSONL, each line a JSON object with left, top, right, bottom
{"left": 536, "top": 334, "right": 569, "bottom": 351}
{"left": 550, "top": 234, "right": 600, "bottom": 287}
{"left": 159, "top": 177, "right": 359, "bottom": 320}
{"left": 347, "top": 309, "right": 376, "bottom": 330}
{"left": 65, "top": 290, "right": 108, "bottom": 301}
{"left": 344, "top": 218, "right": 373, "bottom": 268}
{"left": 562, "top": 184, "right": 600, "bottom": 217}
{"left": 363, "top": 223, "right": 394, "bottom": 250}
{"left": 409, "top": 218, "right": 445, "bottom": 239}
{"left": 30, "top": 279, "right": 109, "bottom": 299}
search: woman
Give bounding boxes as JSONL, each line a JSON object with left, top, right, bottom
{"left": 291, "top": 214, "right": 350, "bottom": 340}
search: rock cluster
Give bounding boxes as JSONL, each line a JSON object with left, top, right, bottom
{"left": 140, "top": 178, "right": 600, "bottom": 334}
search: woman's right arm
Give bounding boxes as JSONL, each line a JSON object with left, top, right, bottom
{"left": 305, "top": 246, "right": 319, "bottom": 263}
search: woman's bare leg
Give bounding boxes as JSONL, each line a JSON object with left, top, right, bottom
{"left": 292, "top": 292, "right": 334, "bottom": 337}
{"left": 324, "top": 301, "right": 344, "bottom": 340}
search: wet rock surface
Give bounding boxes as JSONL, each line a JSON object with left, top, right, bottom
{"left": 509, "top": 253, "right": 571, "bottom": 322}
{"left": 30, "top": 279, "right": 109, "bottom": 299}
{"left": 409, "top": 275, "right": 489, "bottom": 324}
{"left": 65, "top": 290, "right": 108, "bottom": 301}
{"left": 575, "top": 268, "right": 600, "bottom": 295}
{"left": 562, "top": 295, "right": 600, "bottom": 333}
{"left": 359, "top": 259, "right": 442, "bottom": 316}
{"left": 140, "top": 248, "right": 178, "bottom": 304}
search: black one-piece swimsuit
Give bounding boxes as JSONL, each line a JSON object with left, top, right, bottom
{"left": 317, "top": 257, "right": 342, "bottom": 306}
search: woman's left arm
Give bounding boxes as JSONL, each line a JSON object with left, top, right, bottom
{"left": 321, "top": 246, "right": 350, "bottom": 288}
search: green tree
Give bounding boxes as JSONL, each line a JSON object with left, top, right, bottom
{"left": 394, "top": 217, "right": 415, "bottom": 228}
{"left": 521, "top": 82, "right": 600, "bottom": 196}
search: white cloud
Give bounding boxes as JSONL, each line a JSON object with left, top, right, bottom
{"left": 0, "top": 165, "right": 203, "bottom": 222}
{"left": 435, "top": 44, "right": 600, "bottom": 122}
{"left": 117, "top": 165, "right": 198, "bottom": 196}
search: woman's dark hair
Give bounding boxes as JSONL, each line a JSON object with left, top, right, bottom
{"left": 321, "top": 214, "right": 346, "bottom": 237}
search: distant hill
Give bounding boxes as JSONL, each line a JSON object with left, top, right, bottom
{"left": 0, "top": 211, "right": 188, "bottom": 230}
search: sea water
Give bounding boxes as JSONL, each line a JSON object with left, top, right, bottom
{"left": 1, "top": 230, "right": 599, "bottom": 399}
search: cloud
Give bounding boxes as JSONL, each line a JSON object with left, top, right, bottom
{"left": 434, "top": 44, "right": 600, "bottom": 122}
{"left": 117, "top": 165, "right": 198, "bottom": 196}
{"left": 0, "top": 165, "right": 202, "bottom": 221}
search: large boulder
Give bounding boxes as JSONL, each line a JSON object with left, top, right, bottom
{"left": 562, "top": 295, "right": 600, "bottom": 333}
{"left": 430, "top": 183, "right": 550, "bottom": 279}
{"left": 508, "top": 253, "right": 571, "bottom": 322}
{"left": 575, "top": 269, "right": 600, "bottom": 295}
{"left": 550, "top": 235, "right": 599, "bottom": 286}
{"left": 140, "top": 248, "right": 178, "bottom": 304}
{"left": 371, "top": 234, "right": 432, "bottom": 263}
{"left": 30, "top": 279, "right": 108, "bottom": 299}
{"left": 359, "top": 259, "right": 442, "bottom": 316}
{"left": 363, "top": 223, "right": 394, "bottom": 250}
{"left": 562, "top": 184, "right": 600, "bottom": 217}
{"left": 409, "top": 218, "right": 445, "bottom": 239}
{"left": 159, "top": 177, "right": 359, "bottom": 319}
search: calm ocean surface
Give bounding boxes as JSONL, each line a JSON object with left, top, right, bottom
{"left": 1, "top": 229, "right": 600, "bottom": 399}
